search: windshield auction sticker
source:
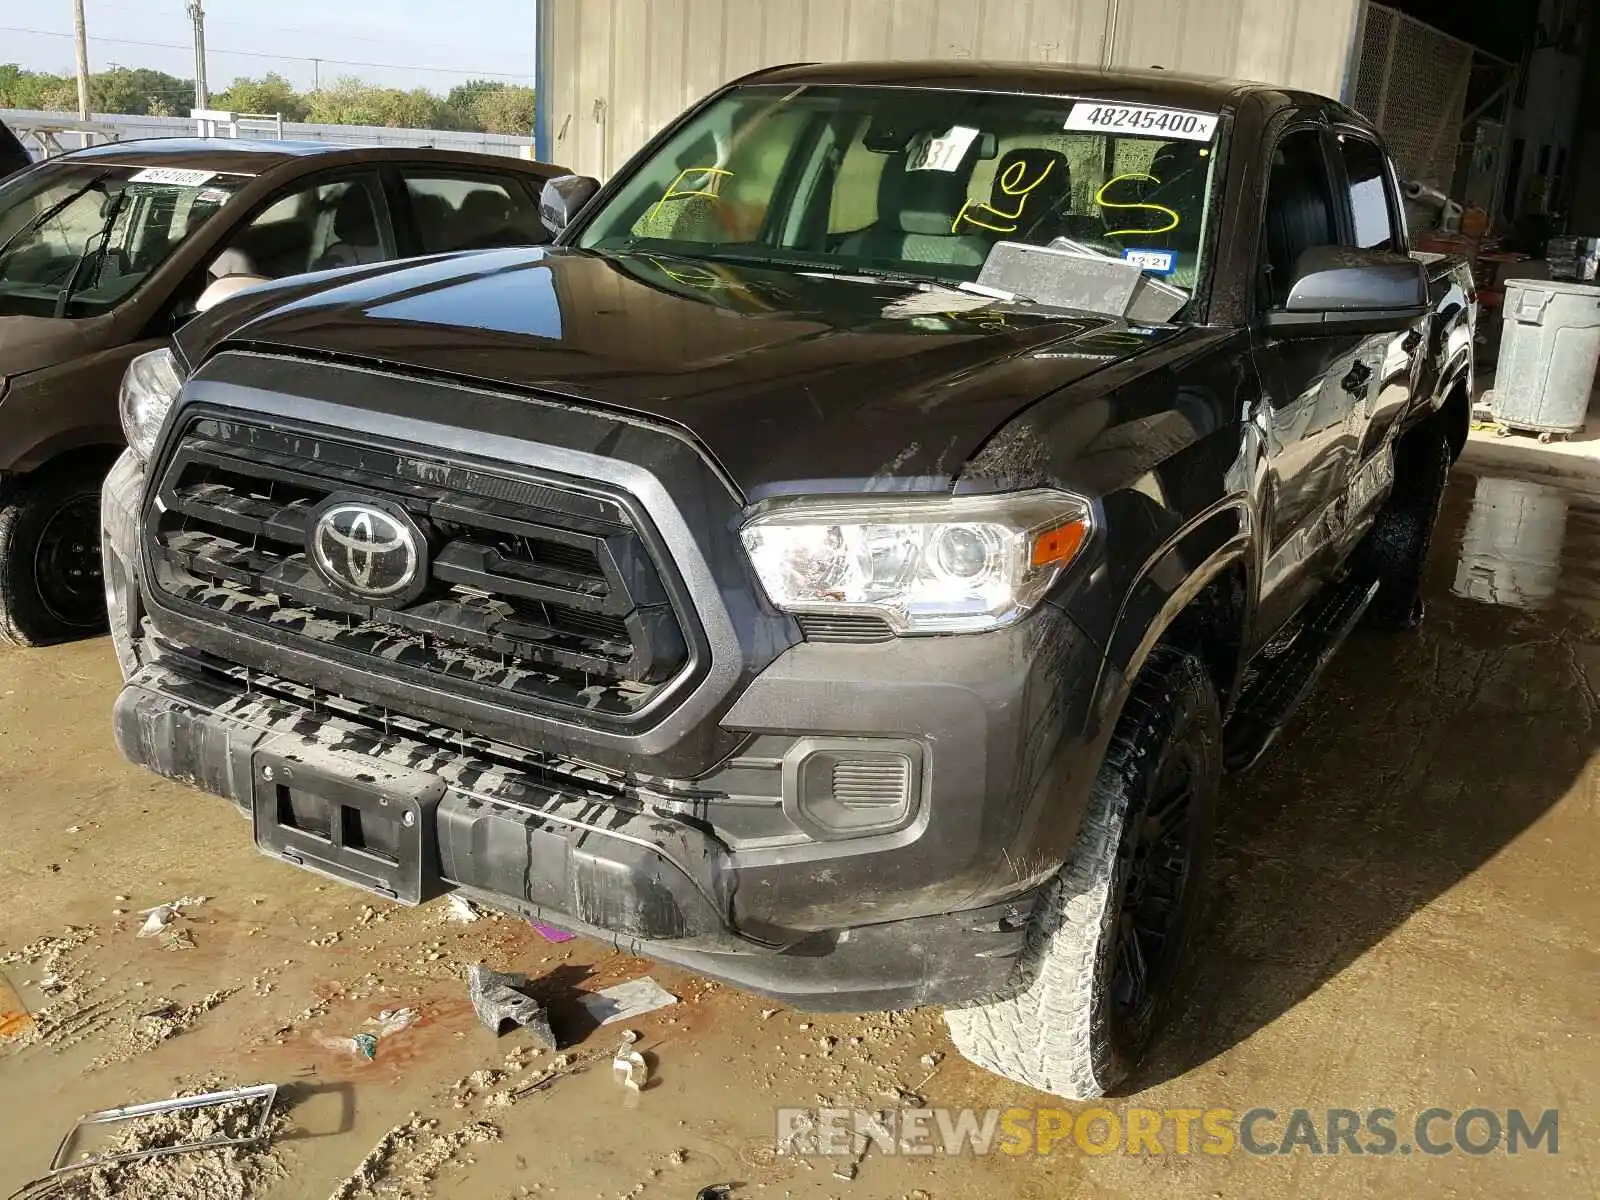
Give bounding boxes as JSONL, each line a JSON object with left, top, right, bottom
{"left": 127, "top": 167, "right": 217, "bottom": 186}
{"left": 1065, "top": 103, "right": 1218, "bottom": 141}
{"left": 908, "top": 125, "right": 982, "bottom": 172}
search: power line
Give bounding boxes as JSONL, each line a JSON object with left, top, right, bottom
{"left": 1, "top": 26, "right": 532, "bottom": 80}
{"left": 87, "top": 0, "right": 431, "bottom": 49}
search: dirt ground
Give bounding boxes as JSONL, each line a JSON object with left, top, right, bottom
{"left": 1, "top": 466, "right": 1596, "bottom": 1200}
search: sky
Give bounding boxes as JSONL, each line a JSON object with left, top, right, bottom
{"left": 2, "top": 0, "right": 538, "bottom": 93}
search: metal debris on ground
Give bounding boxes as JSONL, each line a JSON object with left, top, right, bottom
{"left": 695, "top": 1187, "right": 734, "bottom": 1200}
{"left": 529, "top": 920, "right": 575, "bottom": 943}
{"left": 612, "top": 1030, "right": 649, "bottom": 1092}
{"left": 45, "top": 1084, "right": 278, "bottom": 1177}
{"left": 578, "top": 976, "right": 678, "bottom": 1026}
{"left": 135, "top": 896, "right": 206, "bottom": 939}
{"left": 467, "top": 964, "right": 556, "bottom": 1047}
{"left": 444, "top": 895, "right": 481, "bottom": 923}
{"left": 136, "top": 909, "right": 174, "bottom": 938}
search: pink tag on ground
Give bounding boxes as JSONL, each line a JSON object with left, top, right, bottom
{"left": 531, "top": 921, "right": 576, "bottom": 943}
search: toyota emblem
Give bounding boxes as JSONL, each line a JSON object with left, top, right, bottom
{"left": 309, "top": 500, "right": 426, "bottom": 602}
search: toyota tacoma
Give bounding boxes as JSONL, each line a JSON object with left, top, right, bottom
{"left": 103, "top": 63, "right": 1474, "bottom": 1099}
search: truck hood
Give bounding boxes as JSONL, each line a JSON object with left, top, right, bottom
{"left": 185, "top": 247, "right": 1183, "bottom": 499}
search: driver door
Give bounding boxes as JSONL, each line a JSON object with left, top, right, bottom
{"left": 1249, "top": 122, "right": 1383, "bottom": 638}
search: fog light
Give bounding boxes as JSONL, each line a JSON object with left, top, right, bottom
{"left": 782, "top": 738, "right": 922, "bottom": 840}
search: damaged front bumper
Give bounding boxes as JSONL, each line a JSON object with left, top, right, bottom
{"left": 112, "top": 656, "right": 1040, "bottom": 1010}
{"left": 102, "top": 420, "right": 1115, "bottom": 1009}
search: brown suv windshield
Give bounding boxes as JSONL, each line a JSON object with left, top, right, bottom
{"left": 0, "top": 163, "right": 247, "bottom": 317}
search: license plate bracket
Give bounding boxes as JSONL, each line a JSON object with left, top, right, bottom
{"left": 251, "top": 742, "right": 445, "bottom": 904}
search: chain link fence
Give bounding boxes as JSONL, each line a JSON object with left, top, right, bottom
{"left": 1348, "top": 4, "right": 1474, "bottom": 190}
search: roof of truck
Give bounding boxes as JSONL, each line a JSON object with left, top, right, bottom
{"left": 741, "top": 61, "right": 1279, "bottom": 108}
{"left": 56, "top": 138, "right": 561, "bottom": 178}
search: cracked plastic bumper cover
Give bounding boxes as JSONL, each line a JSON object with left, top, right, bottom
{"left": 113, "top": 663, "right": 1043, "bottom": 1010}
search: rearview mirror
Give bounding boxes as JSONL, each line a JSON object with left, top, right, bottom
{"left": 539, "top": 174, "right": 601, "bottom": 235}
{"left": 1264, "top": 246, "right": 1429, "bottom": 337}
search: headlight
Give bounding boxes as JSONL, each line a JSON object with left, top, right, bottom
{"left": 118, "top": 348, "right": 184, "bottom": 465}
{"left": 740, "top": 489, "right": 1092, "bottom": 634}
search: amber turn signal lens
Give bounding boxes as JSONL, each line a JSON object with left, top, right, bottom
{"left": 1031, "top": 519, "right": 1089, "bottom": 568}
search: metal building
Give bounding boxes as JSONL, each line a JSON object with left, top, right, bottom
{"left": 536, "top": 0, "right": 1365, "bottom": 178}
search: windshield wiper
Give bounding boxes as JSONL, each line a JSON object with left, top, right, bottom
{"left": 52, "top": 187, "right": 127, "bottom": 318}
{"left": 0, "top": 173, "right": 108, "bottom": 264}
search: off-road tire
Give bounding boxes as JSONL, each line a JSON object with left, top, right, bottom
{"left": 945, "top": 646, "right": 1222, "bottom": 1099}
{"left": 0, "top": 467, "right": 109, "bottom": 647}
{"left": 1360, "top": 424, "right": 1451, "bottom": 631}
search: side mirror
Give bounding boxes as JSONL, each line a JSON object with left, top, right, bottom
{"left": 1264, "top": 246, "right": 1429, "bottom": 337}
{"left": 539, "top": 174, "right": 601, "bottom": 235}
{"left": 195, "top": 273, "right": 271, "bottom": 313}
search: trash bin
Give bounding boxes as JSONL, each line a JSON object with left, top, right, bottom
{"left": 1493, "top": 278, "right": 1600, "bottom": 437}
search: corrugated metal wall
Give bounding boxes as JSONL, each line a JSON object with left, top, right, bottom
{"left": 542, "top": 0, "right": 1363, "bottom": 178}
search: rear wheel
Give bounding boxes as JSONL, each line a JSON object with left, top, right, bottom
{"left": 945, "top": 646, "right": 1221, "bottom": 1099}
{"left": 1360, "top": 424, "right": 1451, "bottom": 631}
{"left": 0, "top": 468, "right": 108, "bottom": 647}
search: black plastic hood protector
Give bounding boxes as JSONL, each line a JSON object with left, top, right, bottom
{"left": 182, "top": 246, "right": 1183, "bottom": 500}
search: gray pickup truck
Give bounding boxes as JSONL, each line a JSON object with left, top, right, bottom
{"left": 104, "top": 64, "right": 1474, "bottom": 1099}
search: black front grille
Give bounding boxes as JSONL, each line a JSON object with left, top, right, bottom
{"left": 146, "top": 418, "right": 693, "bottom": 720}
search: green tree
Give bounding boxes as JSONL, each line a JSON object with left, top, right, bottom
{"left": 89, "top": 66, "right": 194, "bottom": 116}
{"left": 0, "top": 64, "right": 75, "bottom": 111}
{"left": 445, "top": 78, "right": 505, "bottom": 113}
{"left": 214, "top": 73, "right": 309, "bottom": 120}
{"left": 471, "top": 85, "right": 534, "bottom": 135}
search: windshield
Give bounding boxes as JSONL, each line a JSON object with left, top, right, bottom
{"left": 0, "top": 163, "right": 247, "bottom": 317}
{"left": 578, "top": 84, "right": 1221, "bottom": 298}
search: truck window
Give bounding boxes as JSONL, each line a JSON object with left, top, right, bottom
{"left": 1337, "top": 133, "right": 1400, "bottom": 252}
{"left": 1262, "top": 128, "right": 1338, "bottom": 308}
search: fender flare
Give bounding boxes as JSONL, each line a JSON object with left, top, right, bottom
{"left": 1095, "top": 497, "right": 1258, "bottom": 708}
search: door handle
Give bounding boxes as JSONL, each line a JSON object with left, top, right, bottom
{"left": 1340, "top": 361, "right": 1373, "bottom": 398}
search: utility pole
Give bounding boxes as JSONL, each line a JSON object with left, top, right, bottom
{"left": 312, "top": 58, "right": 321, "bottom": 92}
{"left": 71, "top": 0, "right": 91, "bottom": 121}
{"left": 186, "top": 0, "right": 208, "bottom": 111}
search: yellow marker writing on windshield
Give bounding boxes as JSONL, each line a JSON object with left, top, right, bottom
{"left": 648, "top": 166, "right": 734, "bottom": 223}
{"left": 953, "top": 159, "right": 1057, "bottom": 234}
{"left": 1094, "top": 173, "right": 1180, "bottom": 239}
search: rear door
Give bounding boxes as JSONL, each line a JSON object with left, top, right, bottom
{"left": 1250, "top": 119, "right": 1380, "bottom": 636}
{"left": 389, "top": 169, "right": 549, "bottom": 256}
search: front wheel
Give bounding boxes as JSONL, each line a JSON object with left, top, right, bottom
{"left": 0, "top": 468, "right": 109, "bottom": 647}
{"left": 945, "top": 646, "right": 1221, "bottom": 1099}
